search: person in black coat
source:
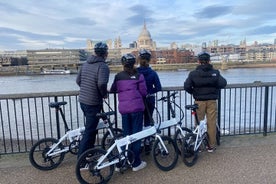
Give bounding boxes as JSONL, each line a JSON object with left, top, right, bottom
{"left": 184, "top": 51, "right": 227, "bottom": 152}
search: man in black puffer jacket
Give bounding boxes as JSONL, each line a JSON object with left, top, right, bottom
{"left": 76, "top": 42, "right": 110, "bottom": 158}
{"left": 184, "top": 51, "right": 227, "bottom": 152}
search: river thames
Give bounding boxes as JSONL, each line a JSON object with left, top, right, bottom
{"left": 0, "top": 67, "right": 276, "bottom": 94}
{"left": 0, "top": 67, "right": 275, "bottom": 145}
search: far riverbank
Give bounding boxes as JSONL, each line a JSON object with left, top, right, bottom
{"left": 0, "top": 61, "right": 276, "bottom": 76}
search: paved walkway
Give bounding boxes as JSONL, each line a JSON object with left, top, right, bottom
{"left": 1, "top": 133, "right": 276, "bottom": 184}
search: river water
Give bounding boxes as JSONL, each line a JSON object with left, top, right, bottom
{"left": 0, "top": 67, "right": 275, "bottom": 143}
{"left": 0, "top": 68, "right": 276, "bottom": 95}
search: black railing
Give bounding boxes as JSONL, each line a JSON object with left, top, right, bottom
{"left": 0, "top": 82, "right": 275, "bottom": 154}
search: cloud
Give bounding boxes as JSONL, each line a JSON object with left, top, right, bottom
{"left": 0, "top": 0, "right": 275, "bottom": 50}
{"left": 65, "top": 17, "right": 97, "bottom": 25}
{"left": 194, "top": 5, "right": 233, "bottom": 19}
{"left": 249, "top": 25, "right": 276, "bottom": 35}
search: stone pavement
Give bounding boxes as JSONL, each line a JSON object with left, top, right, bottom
{"left": 1, "top": 133, "right": 276, "bottom": 184}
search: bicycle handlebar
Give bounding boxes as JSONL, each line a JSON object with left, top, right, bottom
{"left": 158, "top": 91, "right": 178, "bottom": 101}
{"left": 96, "top": 111, "right": 116, "bottom": 120}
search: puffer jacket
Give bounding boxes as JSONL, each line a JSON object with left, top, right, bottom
{"left": 184, "top": 64, "right": 227, "bottom": 101}
{"left": 110, "top": 71, "right": 147, "bottom": 114}
{"left": 137, "top": 66, "right": 162, "bottom": 104}
{"left": 137, "top": 66, "right": 162, "bottom": 94}
{"left": 76, "top": 55, "right": 110, "bottom": 105}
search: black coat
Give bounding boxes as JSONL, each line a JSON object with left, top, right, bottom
{"left": 184, "top": 64, "right": 227, "bottom": 101}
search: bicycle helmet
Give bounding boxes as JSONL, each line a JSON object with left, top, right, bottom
{"left": 139, "top": 49, "right": 151, "bottom": 61}
{"left": 94, "top": 42, "right": 108, "bottom": 56}
{"left": 197, "top": 51, "right": 210, "bottom": 63}
{"left": 121, "top": 53, "right": 136, "bottom": 67}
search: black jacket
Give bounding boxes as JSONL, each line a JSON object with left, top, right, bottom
{"left": 184, "top": 64, "right": 227, "bottom": 101}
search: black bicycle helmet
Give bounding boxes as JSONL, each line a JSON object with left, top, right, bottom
{"left": 139, "top": 49, "right": 151, "bottom": 61}
{"left": 94, "top": 42, "right": 108, "bottom": 56}
{"left": 121, "top": 53, "right": 136, "bottom": 67}
{"left": 197, "top": 51, "right": 210, "bottom": 63}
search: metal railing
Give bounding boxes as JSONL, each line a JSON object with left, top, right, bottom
{"left": 0, "top": 82, "right": 275, "bottom": 154}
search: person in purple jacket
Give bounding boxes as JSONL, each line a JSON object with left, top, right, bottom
{"left": 110, "top": 53, "right": 147, "bottom": 172}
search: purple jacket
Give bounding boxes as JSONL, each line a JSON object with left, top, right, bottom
{"left": 110, "top": 71, "right": 147, "bottom": 114}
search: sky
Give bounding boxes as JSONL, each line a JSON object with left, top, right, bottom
{"left": 1, "top": 0, "right": 276, "bottom": 51}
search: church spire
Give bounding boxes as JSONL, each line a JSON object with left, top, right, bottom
{"left": 144, "top": 19, "right": 146, "bottom": 29}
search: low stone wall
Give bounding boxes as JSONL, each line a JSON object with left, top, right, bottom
{"left": 1, "top": 61, "right": 276, "bottom": 75}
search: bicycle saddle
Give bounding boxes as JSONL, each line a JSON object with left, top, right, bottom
{"left": 49, "top": 101, "right": 67, "bottom": 108}
{"left": 185, "top": 104, "right": 199, "bottom": 110}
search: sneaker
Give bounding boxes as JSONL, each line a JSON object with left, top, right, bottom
{"left": 207, "top": 146, "right": 216, "bottom": 153}
{"left": 132, "top": 161, "right": 147, "bottom": 172}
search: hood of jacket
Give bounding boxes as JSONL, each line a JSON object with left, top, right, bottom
{"left": 137, "top": 66, "right": 152, "bottom": 76}
{"left": 87, "top": 55, "right": 105, "bottom": 64}
{"left": 196, "top": 63, "right": 213, "bottom": 72}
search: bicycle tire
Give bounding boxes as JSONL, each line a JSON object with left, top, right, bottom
{"left": 173, "top": 127, "right": 193, "bottom": 154}
{"left": 152, "top": 135, "right": 178, "bottom": 171}
{"left": 76, "top": 148, "right": 114, "bottom": 184}
{"left": 29, "top": 137, "right": 65, "bottom": 170}
{"left": 181, "top": 133, "right": 198, "bottom": 167}
{"left": 101, "top": 128, "right": 123, "bottom": 150}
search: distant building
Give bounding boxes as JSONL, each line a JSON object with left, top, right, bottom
{"left": 27, "top": 49, "right": 87, "bottom": 66}
{"left": 137, "top": 22, "right": 156, "bottom": 50}
{"left": 0, "top": 50, "right": 27, "bottom": 66}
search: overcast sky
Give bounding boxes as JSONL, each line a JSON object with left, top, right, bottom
{"left": 1, "top": 0, "right": 276, "bottom": 51}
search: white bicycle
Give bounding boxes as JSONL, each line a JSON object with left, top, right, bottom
{"left": 155, "top": 91, "right": 193, "bottom": 154}
{"left": 181, "top": 104, "right": 211, "bottom": 167}
{"left": 29, "top": 101, "right": 122, "bottom": 171}
{"left": 75, "top": 94, "right": 179, "bottom": 184}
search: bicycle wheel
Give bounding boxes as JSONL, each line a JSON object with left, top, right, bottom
{"left": 76, "top": 148, "right": 114, "bottom": 184}
{"left": 152, "top": 135, "right": 178, "bottom": 171}
{"left": 181, "top": 133, "right": 198, "bottom": 167}
{"left": 101, "top": 128, "right": 123, "bottom": 150}
{"left": 29, "top": 138, "right": 65, "bottom": 170}
{"left": 173, "top": 127, "right": 192, "bottom": 154}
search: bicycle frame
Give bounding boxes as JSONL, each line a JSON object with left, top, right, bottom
{"left": 157, "top": 92, "right": 184, "bottom": 131}
{"left": 94, "top": 116, "right": 176, "bottom": 171}
{"left": 45, "top": 112, "right": 115, "bottom": 157}
{"left": 192, "top": 119, "right": 207, "bottom": 151}
{"left": 95, "top": 126, "right": 157, "bottom": 170}
{"left": 158, "top": 118, "right": 178, "bottom": 130}
{"left": 46, "top": 127, "right": 85, "bottom": 156}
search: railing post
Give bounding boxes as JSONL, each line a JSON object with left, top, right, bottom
{"left": 166, "top": 91, "right": 171, "bottom": 136}
{"left": 218, "top": 90, "right": 221, "bottom": 131}
{"left": 54, "top": 96, "right": 61, "bottom": 139}
{"left": 263, "top": 86, "right": 269, "bottom": 136}
{"left": 113, "top": 93, "right": 118, "bottom": 129}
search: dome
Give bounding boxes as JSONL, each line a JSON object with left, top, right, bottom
{"left": 138, "top": 23, "right": 151, "bottom": 39}
{"left": 137, "top": 22, "right": 154, "bottom": 50}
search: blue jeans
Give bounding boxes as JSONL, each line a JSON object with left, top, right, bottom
{"left": 143, "top": 97, "right": 155, "bottom": 127}
{"left": 78, "top": 103, "right": 102, "bottom": 158}
{"left": 122, "top": 111, "right": 143, "bottom": 167}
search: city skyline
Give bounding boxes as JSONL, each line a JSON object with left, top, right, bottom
{"left": 1, "top": 0, "right": 276, "bottom": 51}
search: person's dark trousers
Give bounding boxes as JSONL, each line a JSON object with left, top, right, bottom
{"left": 78, "top": 102, "right": 102, "bottom": 158}
{"left": 144, "top": 97, "right": 155, "bottom": 127}
{"left": 122, "top": 111, "right": 143, "bottom": 167}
